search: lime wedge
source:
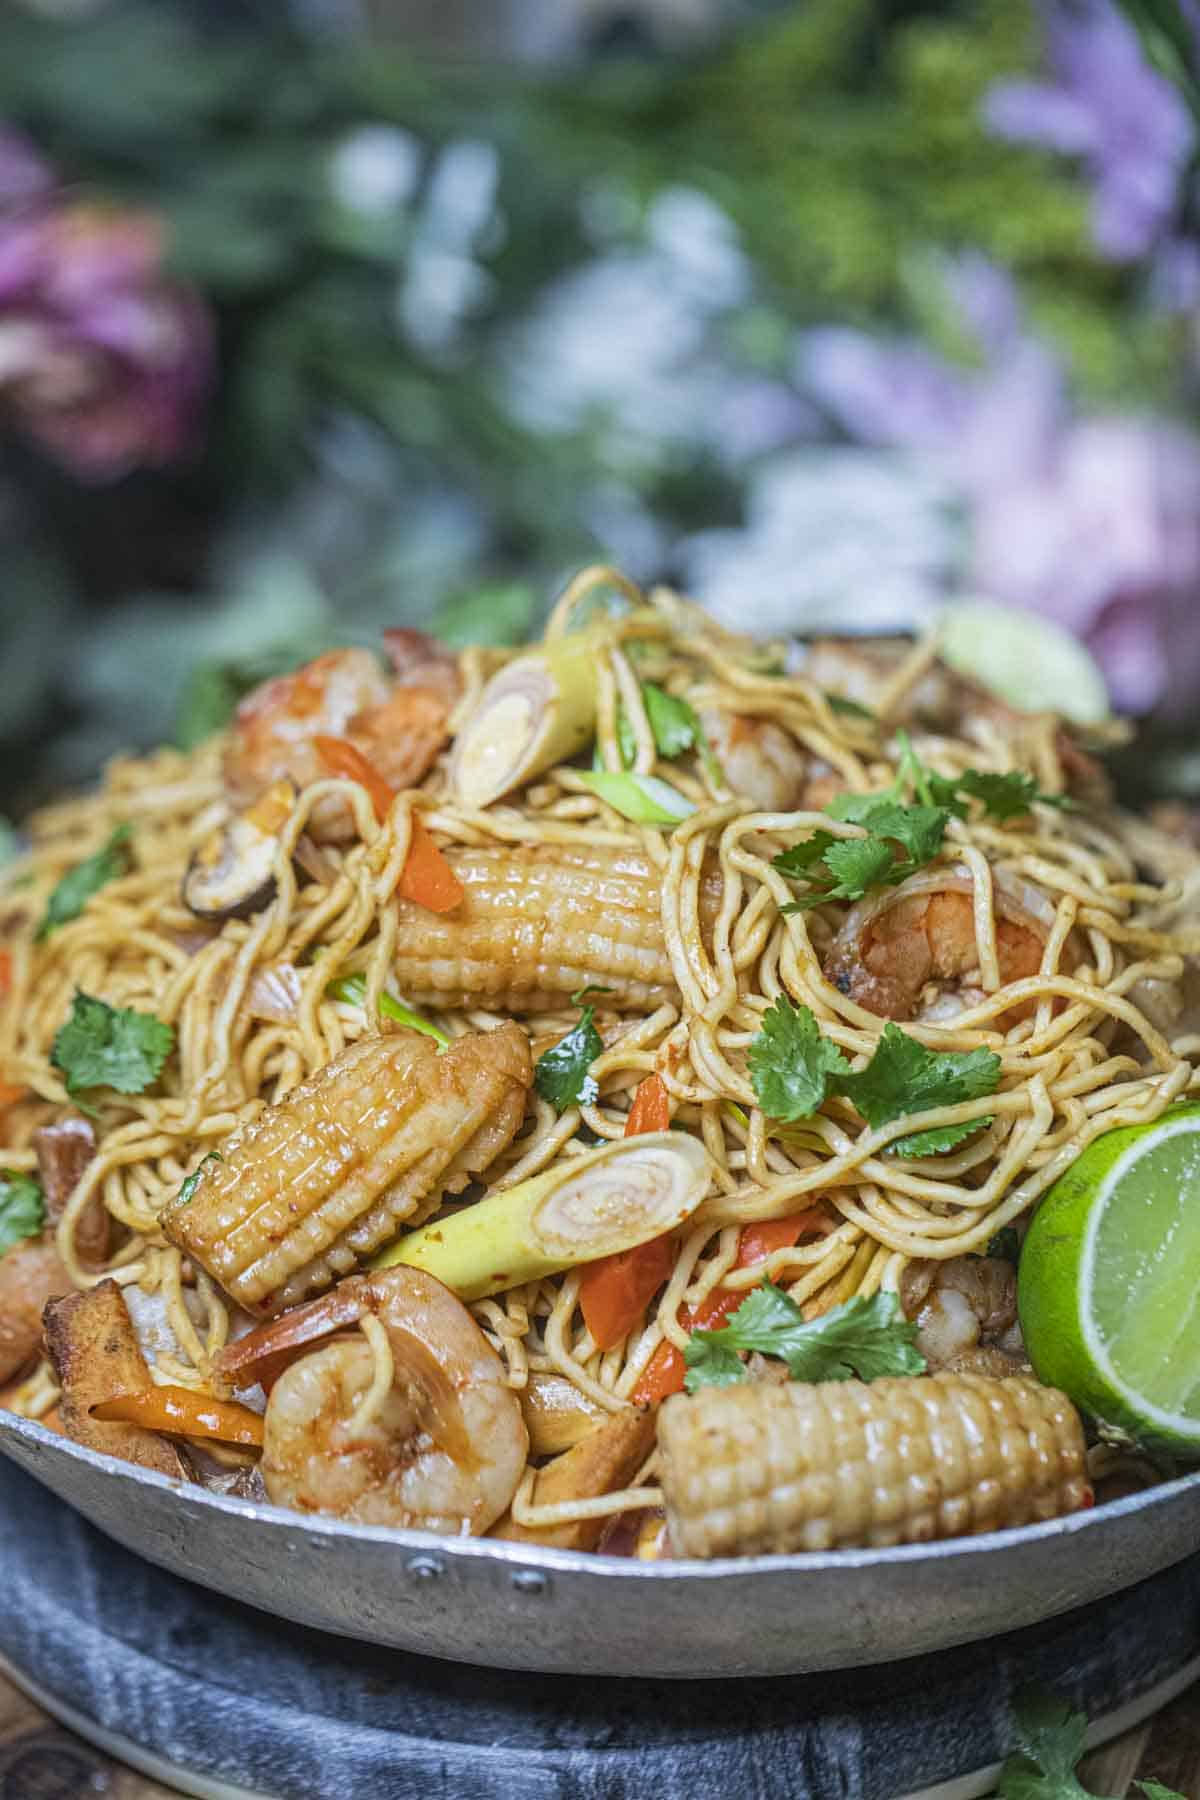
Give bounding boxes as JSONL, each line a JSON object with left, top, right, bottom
{"left": 939, "top": 601, "right": 1110, "bottom": 725}
{"left": 1018, "top": 1105, "right": 1200, "bottom": 1455}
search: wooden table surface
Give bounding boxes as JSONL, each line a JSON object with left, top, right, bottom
{"left": 1, "top": 1666, "right": 1199, "bottom": 1799}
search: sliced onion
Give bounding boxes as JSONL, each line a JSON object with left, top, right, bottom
{"left": 246, "top": 962, "right": 303, "bottom": 1023}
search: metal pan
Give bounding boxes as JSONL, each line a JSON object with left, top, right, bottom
{"left": 3, "top": 1412, "right": 1200, "bottom": 1678}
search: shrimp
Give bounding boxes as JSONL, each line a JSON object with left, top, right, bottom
{"left": 826, "top": 869, "right": 1056, "bottom": 1022}
{"left": 224, "top": 633, "right": 461, "bottom": 841}
{"left": 699, "top": 708, "right": 836, "bottom": 813}
{"left": 900, "top": 1254, "right": 1024, "bottom": 1376}
{"left": 0, "top": 1238, "right": 72, "bottom": 1385}
{"left": 222, "top": 1268, "right": 528, "bottom": 1535}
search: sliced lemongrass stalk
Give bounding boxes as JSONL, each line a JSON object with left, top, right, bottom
{"left": 723, "top": 1100, "right": 827, "bottom": 1155}
{"left": 576, "top": 771, "right": 695, "bottom": 826}
{"left": 374, "top": 1131, "right": 711, "bottom": 1300}
{"left": 326, "top": 973, "right": 450, "bottom": 1048}
{"left": 450, "top": 636, "right": 598, "bottom": 808}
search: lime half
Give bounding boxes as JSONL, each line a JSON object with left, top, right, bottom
{"left": 1018, "top": 1104, "right": 1200, "bottom": 1456}
{"left": 940, "top": 601, "right": 1110, "bottom": 725}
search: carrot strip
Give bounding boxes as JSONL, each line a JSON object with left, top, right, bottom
{"left": 578, "top": 1077, "right": 676, "bottom": 1350}
{"left": 396, "top": 815, "right": 464, "bottom": 914}
{"left": 631, "top": 1207, "right": 833, "bottom": 1405}
{"left": 735, "top": 1207, "right": 833, "bottom": 1270}
{"left": 91, "top": 1386, "right": 264, "bottom": 1447}
{"left": 0, "top": 949, "right": 11, "bottom": 1000}
{"left": 624, "top": 1073, "right": 670, "bottom": 1137}
{"left": 314, "top": 735, "right": 395, "bottom": 824}
{"left": 0, "top": 1080, "right": 27, "bottom": 1111}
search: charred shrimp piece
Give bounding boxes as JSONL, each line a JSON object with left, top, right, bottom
{"left": 900, "top": 1255, "right": 1025, "bottom": 1375}
{"left": 162, "top": 1022, "right": 532, "bottom": 1314}
{"left": 658, "top": 1373, "right": 1089, "bottom": 1558}
{"left": 0, "top": 1237, "right": 72, "bottom": 1385}
{"left": 825, "top": 867, "right": 1061, "bottom": 1023}
{"left": 43, "top": 1281, "right": 189, "bottom": 1478}
{"left": 224, "top": 636, "right": 460, "bottom": 841}
{"left": 226, "top": 1267, "right": 527, "bottom": 1535}
{"left": 33, "top": 1114, "right": 104, "bottom": 1266}
{"left": 392, "top": 842, "right": 721, "bottom": 1014}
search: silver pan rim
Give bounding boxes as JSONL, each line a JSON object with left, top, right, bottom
{"left": 4, "top": 1409, "right": 1198, "bottom": 1579}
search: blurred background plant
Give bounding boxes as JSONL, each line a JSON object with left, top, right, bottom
{"left": 0, "top": 0, "right": 1197, "bottom": 817}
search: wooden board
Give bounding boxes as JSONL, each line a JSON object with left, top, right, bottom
{"left": 1, "top": 1665, "right": 1198, "bottom": 1798}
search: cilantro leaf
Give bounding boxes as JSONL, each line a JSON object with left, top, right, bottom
{"left": 775, "top": 801, "right": 950, "bottom": 910}
{"left": 748, "top": 997, "right": 849, "bottom": 1122}
{"left": 744, "top": 1000, "right": 1001, "bottom": 1148}
{"left": 176, "top": 1149, "right": 223, "bottom": 1208}
{"left": 50, "top": 991, "right": 175, "bottom": 1100}
{"left": 685, "top": 1286, "right": 924, "bottom": 1392}
{"left": 37, "top": 825, "right": 131, "bottom": 940}
{"left": 955, "top": 769, "right": 1072, "bottom": 821}
{"left": 617, "top": 681, "right": 713, "bottom": 779}
{"left": 0, "top": 1170, "right": 45, "bottom": 1258}
{"left": 837, "top": 1022, "right": 1001, "bottom": 1131}
{"left": 534, "top": 1005, "right": 603, "bottom": 1113}
{"left": 819, "top": 836, "right": 897, "bottom": 898}
{"left": 773, "top": 832, "right": 840, "bottom": 878}
{"left": 997, "top": 1688, "right": 1103, "bottom": 1799}
{"left": 824, "top": 693, "right": 875, "bottom": 721}
{"left": 889, "top": 1118, "right": 993, "bottom": 1157}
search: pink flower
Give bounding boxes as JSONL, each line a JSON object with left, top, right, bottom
{"left": 0, "top": 136, "right": 211, "bottom": 481}
{"left": 971, "top": 418, "right": 1200, "bottom": 721}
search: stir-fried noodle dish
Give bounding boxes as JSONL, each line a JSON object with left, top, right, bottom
{"left": 2, "top": 567, "right": 1197, "bottom": 1560}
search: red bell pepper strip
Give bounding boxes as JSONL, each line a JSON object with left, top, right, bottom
{"left": 579, "top": 1077, "right": 676, "bottom": 1351}
{"left": 632, "top": 1207, "right": 833, "bottom": 1405}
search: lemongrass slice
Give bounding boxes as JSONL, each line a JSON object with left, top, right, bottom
{"left": 374, "top": 1132, "right": 711, "bottom": 1300}
{"left": 450, "top": 636, "right": 597, "bottom": 808}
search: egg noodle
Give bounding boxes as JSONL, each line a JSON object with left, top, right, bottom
{"left": 2, "top": 566, "right": 1197, "bottom": 1534}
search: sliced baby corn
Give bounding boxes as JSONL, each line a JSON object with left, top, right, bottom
{"left": 392, "top": 843, "right": 720, "bottom": 1013}
{"left": 162, "top": 1022, "right": 531, "bottom": 1313}
{"left": 658, "top": 1372, "right": 1090, "bottom": 1558}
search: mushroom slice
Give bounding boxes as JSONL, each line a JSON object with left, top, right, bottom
{"left": 182, "top": 780, "right": 296, "bottom": 923}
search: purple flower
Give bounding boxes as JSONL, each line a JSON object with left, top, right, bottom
{"left": 0, "top": 144, "right": 212, "bottom": 481}
{"left": 985, "top": 1, "right": 1194, "bottom": 260}
{"left": 971, "top": 418, "right": 1200, "bottom": 721}
{"left": 796, "top": 261, "right": 1200, "bottom": 720}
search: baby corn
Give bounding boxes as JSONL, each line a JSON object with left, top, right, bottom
{"left": 658, "top": 1373, "right": 1090, "bottom": 1558}
{"left": 163, "top": 1022, "right": 531, "bottom": 1313}
{"left": 392, "top": 843, "right": 719, "bottom": 1013}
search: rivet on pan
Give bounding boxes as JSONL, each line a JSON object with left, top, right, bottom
{"left": 510, "top": 1568, "right": 548, "bottom": 1596}
{"left": 406, "top": 1553, "right": 445, "bottom": 1581}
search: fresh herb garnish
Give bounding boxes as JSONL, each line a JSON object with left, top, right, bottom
{"left": 0, "top": 818, "right": 17, "bottom": 869}
{"left": 50, "top": 991, "right": 174, "bottom": 1101}
{"left": 0, "top": 1170, "right": 45, "bottom": 1257}
{"left": 616, "top": 681, "right": 723, "bottom": 785}
{"left": 833, "top": 734, "right": 1069, "bottom": 826}
{"left": 747, "top": 996, "right": 851, "bottom": 1123}
{"left": 775, "top": 801, "right": 950, "bottom": 909}
{"left": 824, "top": 692, "right": 876, "bottom": 721}
{"left": 577, "top": 770, "right": 696, "bottom": 826}
{"left": 888, "top": 1118, "right": 993, "bottom": 1158}
{"left": 570, "top": 984, "right": 614, "bottom": 1004}
{"left": 684, "top": 1285, "right": 924, "bottom": 1393}
{"left": 747, "top": 998, "right": 1001, "bottom": 1146}
{"left": 997, "top": 1686, "right": 1184, "bottom": 1799}
{"left": 37, "top": 824, "right": 131, "bottom": 941}
{"left": 176, "top": 1150, "right": 223, "bottom": 1208}
{"left": 326, "top": 974, "right": 449, "bottom": 1048}
{"left": 836, "top": 1021, "right": 1002, "bottom": 1133}
{"left": 534, "top": 1005, "right": 604, "bottom": 1113}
